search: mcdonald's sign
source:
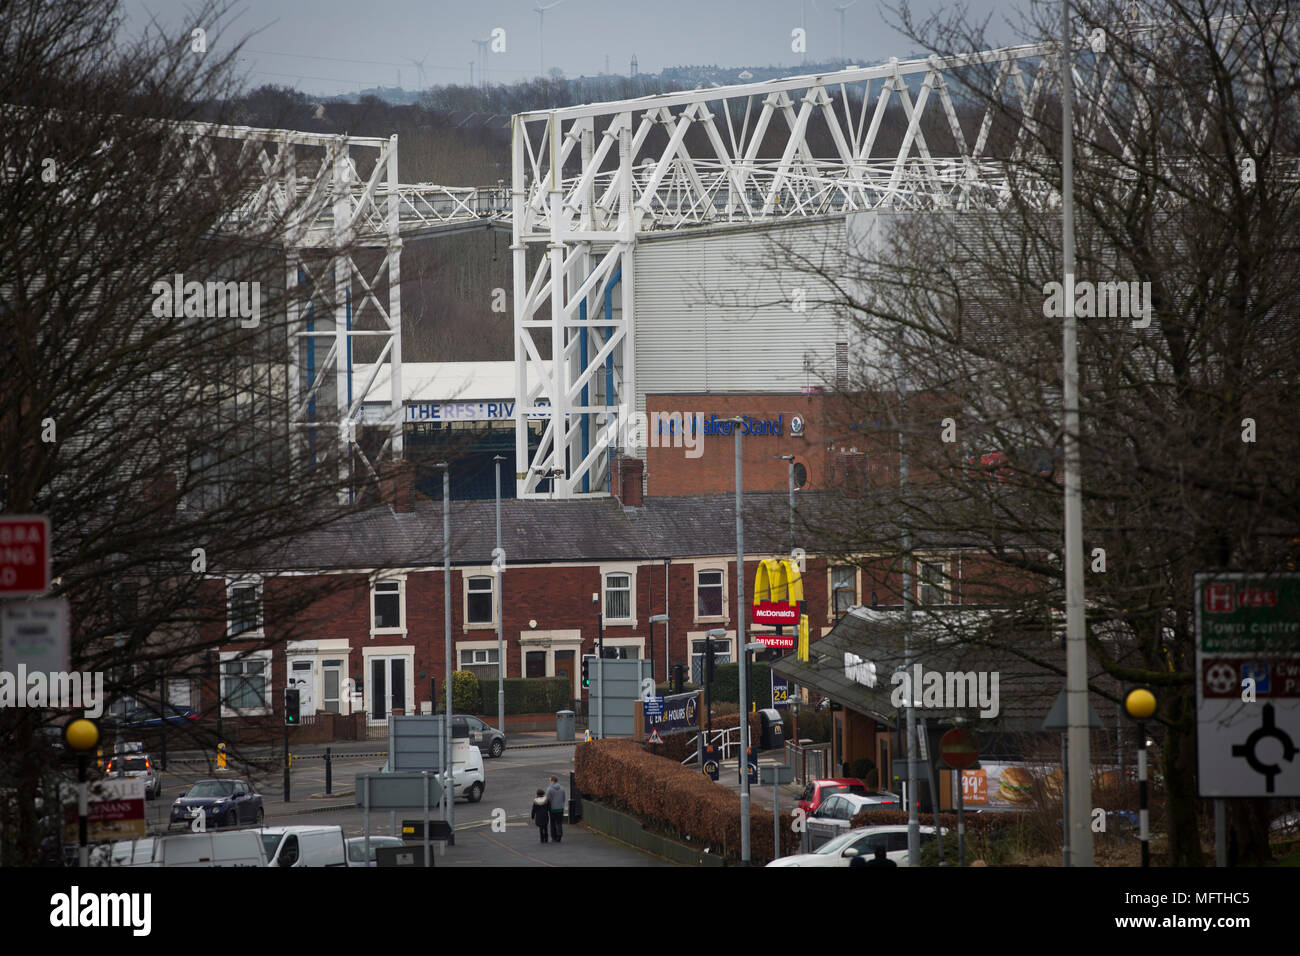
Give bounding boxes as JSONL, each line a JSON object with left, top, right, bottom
{"left": 752, "top": 559, "right": 802, "bottom": 627}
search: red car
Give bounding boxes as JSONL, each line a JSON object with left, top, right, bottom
{"left": 796, "top": 778, "right": 873, "bottom": 816}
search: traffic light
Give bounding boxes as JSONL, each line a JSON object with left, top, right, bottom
{"left": 284, "top": 688, "right": 300, "bottom": 725}
{"left": 581, "top": 657, "right": 590, "bottom": 688}
{"left": 672, "top": 663, "right": 685, "bottom": 693}
{"left": 704, "top": 640, "right": 715, "bottom": 683}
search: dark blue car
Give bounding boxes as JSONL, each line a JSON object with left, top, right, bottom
{"left": 124, "top": 704, "right": 198, "bottom": 728}
{"left": 169, "top": 779, "right": 263, "bottom": 830}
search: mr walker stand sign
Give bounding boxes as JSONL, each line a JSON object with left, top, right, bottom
{"left": 1195, "top": 573, "right": 1300, "bottom": 797}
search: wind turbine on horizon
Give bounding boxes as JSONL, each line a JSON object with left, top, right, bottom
{"left": 406, "top": 48, "right": 430, "bottom": 89}
{"left": 535, "top": 0, "right": 565, "bottom": 77}
{"left": 835, "top": 0, "right": 857, "bottom": 66}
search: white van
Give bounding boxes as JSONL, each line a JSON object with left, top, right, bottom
{"left": 260, "top": 825, "right": 348, "bottom": 867}
{"left": 444, "top": 740, "right": 485, "bottom": 803}
{"left": 149, "top": 830, "right": 267, "bottom": 867}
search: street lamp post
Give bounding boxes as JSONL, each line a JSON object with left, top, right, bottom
{"left": 649, "top": 614, "right": 668, "bottom": 691}
{"left": 493, "top": 455, "right": 506, "bottom": 735}
{"left": 436, "top": 463, "right": 454, "bottom": 839}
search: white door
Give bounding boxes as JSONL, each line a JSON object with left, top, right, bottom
{"left": 321, "top": 660, "right": 344, "bottom": 714}
{"left": 369, "top": 656, "right": 407, "bottom": 722}
{"left": 288, "top": 659, "right": 316, "bottom": 717}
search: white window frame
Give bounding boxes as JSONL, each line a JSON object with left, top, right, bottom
{"left": 597, "top": 636, "right": 645, "bottom": 660}
{"left": 370, "top": 574, "right": 407, "bottom": 636}
{"left": 360, "top": 645, "right": 416, "bottom": 721}
{"left": 828, "top": 565, "right": 859, "bottom": 622}
{"left": 600, "top": 564, "right": 637, "bottom": 625}
{"left": 456, "top": 639, "right": 504, "bottom": 681}
{"left": 693, "top": 563, "right": 728, "bottom": 624}
{"left": 219, "top": 649, "right": 272, "bottom": 717}
{"left": 687, "top": 630, "right": 734, "bottom": 685}
{"left": 918, "top": 558, "right": 948, "bottom": 606}
{"left": 226, "top": 576, "right": 264, "bottom": 639}
{"left": 462, "top": 567, "right": 496, "bottom": 629}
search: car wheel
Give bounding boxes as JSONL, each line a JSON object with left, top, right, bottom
{"left": 255, "top": 808, "right": 264, "bottom": 825}
{"left": 467, "top": 782, "right": 483, "bottom": 803}
{"left": 489, "top": 739, "right": 504, "bottom": 758}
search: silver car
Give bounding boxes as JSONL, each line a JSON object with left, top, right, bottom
{"left": 452, "top": 715, "right": 506, "bottom": 758}
{"left": 104, "top": 753, "right": 161, "bottom": 799}
{"left": 345, "top": 835, "right": 405, "bottom": 867}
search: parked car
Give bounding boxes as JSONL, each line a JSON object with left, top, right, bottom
{"left": 767, "top": 825, "right": 946, "bottom": 867}
{"left": 346, "top": 835, "right": 405, "bottom": 867}
{"left": 169, "top": 778, "right": 263, "bottom": 830}
{"left": 260, "top": 826, "right": 348, "bottom": 867}
{"left": 149, "top": 830, "right": 267, "bottom": 867}
{"left": 808, "top": 791, "right": 901, "bottom": 834}
{"left": 104, "top": 753, "right": 161, "bottom": 799}
{"left": 453, "top": 715, "right": 506, "bottom": 758}
{"left": 795, "top": 777, "right": 873, "bottom": 816}
{"left": 122, "top": 704, "right": 198, "bottom": 729}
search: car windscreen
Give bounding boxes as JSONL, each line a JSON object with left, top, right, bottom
{"left": 821, "top": 785, "right": 848, "bottom": 799}
{"left": 187, "top": 781, "right": 235, "bottom": 797}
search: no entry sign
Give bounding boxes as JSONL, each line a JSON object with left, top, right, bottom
{"left": 940, "top": 727, "right": 980, "bottom": 769}
{"left": 0, "top": 516, "right": 50, "bottom": 596}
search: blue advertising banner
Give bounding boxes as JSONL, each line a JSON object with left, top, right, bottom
{"left": 772, "top": 673, "right": 790, "bottom": 708}
{"left": 645, "top": 692, "right": 700, "bottom": 736}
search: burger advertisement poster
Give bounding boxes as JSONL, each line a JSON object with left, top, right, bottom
{"left": 961, "top": 763, "right": 1038, "bottom": 809}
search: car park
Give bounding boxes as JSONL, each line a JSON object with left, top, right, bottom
{"left": 104, "top": 753, "right": 161, "bottom": 799}
{"left": 346, "top": 835, "right": 405, "bottom": 867}
{"left": 795, "top": 777, "right": 874, "bottom": 815}
{"left": 766, "top": 825, "right": 947, "bottom": 867}
{"left": 169, "top": 778, "right": 263, "bottom": 830}
{"left": 260, "top": 825, "right": 348, "bottom": 867}
{"left": 453, "top": 715, "right": 506, "bottom": 758}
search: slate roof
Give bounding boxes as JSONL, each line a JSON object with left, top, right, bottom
{"left": 771, "top": 605, "right": 1126, "bottom": 734}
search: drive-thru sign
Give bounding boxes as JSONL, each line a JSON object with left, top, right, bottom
{"left": 1195, "top": 573, "right": 1300, "bottom": 797}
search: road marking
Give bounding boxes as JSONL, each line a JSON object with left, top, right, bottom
{"left": 473, "top": 828, "right": 557, "bottom": 867}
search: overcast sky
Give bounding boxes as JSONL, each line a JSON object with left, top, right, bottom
{"left": 123, "top": 0, "right": 1025, "bottom": 97}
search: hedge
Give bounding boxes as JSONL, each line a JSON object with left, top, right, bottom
{"left": 709, "top": 662, "right": 773, "bottom": 711}
{"left": 439, "top": 677, "right": 571, "bottom": 716}
{"left": 576, "top": 738, "right": 799, "bottom": 862}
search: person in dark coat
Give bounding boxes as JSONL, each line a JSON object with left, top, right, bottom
{"left": 851, "top": 844, "right": 897, "bottom": 867}
{"left": 545, "top": 775, "right": 566, "bottom": 843}
{"left": 531, "top": 788, "right": 550, "bottom": 843}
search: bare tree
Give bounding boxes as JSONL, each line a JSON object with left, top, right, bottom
{"left": 777, "top": 0, "right": 1300, "bottom": 864}
{"left": 0, "top": 0, "right": 429, "bottom": 864}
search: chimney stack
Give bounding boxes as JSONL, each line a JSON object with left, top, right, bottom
{"left": 380, "top": 460, "right": 418, "bottom": 513}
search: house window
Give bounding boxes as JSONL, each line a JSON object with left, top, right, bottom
{"left": 832, "top": 567, "right": 856, "bottom": 618}
{"left": 222, "top": 656, "right": 268, "bottom": 712}
{"left": 372, "top": 579, "right": 403, "bottom": 631}
{"left": 227, "top": 582, "right": 262, "bottom": 638}
{"left": 690, "top": 636, "right": 731, "bottom": 685}
{"left": 697, "top": 569, "right": 724, "bottom": 617}
{"left": 525, "top": 651, "right": 547, "bottom": 678}
{"left": 604, "top": 573, "right": 631, "bottom": 621}
{"left": 919, "top": 561, "right": 946, "bottom": 606}
{"left": 460, "top": 647, "right": 500, "bottom": 682}
{"left": 467, "top": 576, "right": 494, "bottom": 625}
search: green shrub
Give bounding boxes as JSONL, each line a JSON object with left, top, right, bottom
{"left": 452, "top": 670, "right": 480, "bottom": 713}
{"left": 500, "top": 677, "right": 571, "bottom": 715}
{"left": 710, "top": 662, "right": 773, "bottom": 710}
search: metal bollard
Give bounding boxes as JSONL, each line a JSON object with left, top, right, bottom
{"left": 325, "top": 747, "right": 332, "bottom": 795}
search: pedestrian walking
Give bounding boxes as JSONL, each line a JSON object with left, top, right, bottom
{"left": 545, "top": 774, "right": 566, "bottom": 843}
{"left": 531, "top": 788, "right": 550, "bottom": 843}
